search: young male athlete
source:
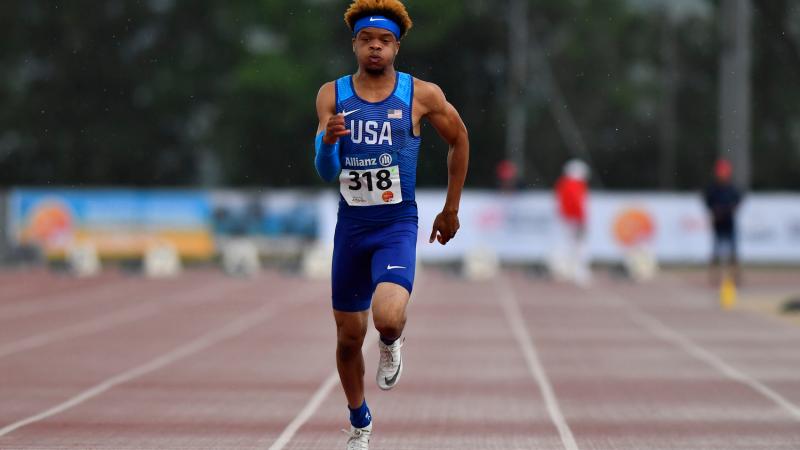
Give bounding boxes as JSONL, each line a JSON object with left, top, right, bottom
{"left": 313, "top": 1, "right": 469, "bottom": 448}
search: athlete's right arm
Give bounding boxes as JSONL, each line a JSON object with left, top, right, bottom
{"left": 314, "top": 82, "right": 349, "bottom": 182}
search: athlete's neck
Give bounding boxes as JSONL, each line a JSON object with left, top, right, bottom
{"left": 354, "top": 67, "right": 396, "bottom": 88}
{"left": 352, "top": 67, "right": 397, "bottom": 103}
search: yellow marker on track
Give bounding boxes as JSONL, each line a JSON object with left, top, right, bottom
{"left": 720, "top": 276, "right": 737, "bottom": 310}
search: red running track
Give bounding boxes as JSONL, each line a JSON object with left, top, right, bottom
{"left": 0, "top": 268, "right": 798, "bottom": 449}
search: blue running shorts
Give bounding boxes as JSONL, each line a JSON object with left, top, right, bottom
{"left": 331, "top": 217, "right": 418, "bottom": 312}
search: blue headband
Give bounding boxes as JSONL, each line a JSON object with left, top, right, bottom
{"left": 353, "top": 15, "right": 402, "bottom": 40}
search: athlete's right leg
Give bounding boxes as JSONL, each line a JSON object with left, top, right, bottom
{"left": 331, "top": 218, "right": 375, "bottom": 439}
{"left": 334, "top": 309, "right": 369, "bottom": 409}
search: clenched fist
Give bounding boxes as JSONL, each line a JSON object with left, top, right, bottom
{"left": 324, "top": 113, "right": 351, "bottom": 145}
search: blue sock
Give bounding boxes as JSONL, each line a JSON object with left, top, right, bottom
{"left": 349, "top": 400, "right": 372, "bottom": 428}
{"left": 380, "top": 336, "right": 398, "bottom": 345}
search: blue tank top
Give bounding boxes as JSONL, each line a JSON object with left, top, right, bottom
{"left": 335, "top": 72, "right": 421, "bottom": 223}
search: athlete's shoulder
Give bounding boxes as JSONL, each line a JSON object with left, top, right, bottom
{"left": 411, "top": 76, "right": 447, "bottom": 113}
{"left": 412, "top": 77, "right": 445, "bottom": 99}
{"left": 316, "top": 81, "right": 337, "bottom": 115}
{"left": 317, "top": 80, "right": 337, "bottom": 100}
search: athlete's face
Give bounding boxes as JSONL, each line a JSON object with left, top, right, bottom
{"left": 352, "top": 28, "right": 400, "bottom": 74}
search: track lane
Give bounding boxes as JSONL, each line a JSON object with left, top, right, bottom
{"left": 0, "top": 269, "right": 134, "bottom": 306}
{"left": 3, "top": 268, "right": 800, "bottom": 449}
{"left": 0, "top": 270, "right": 226, "bottom": 343}
{"left": 0, "top": 273, "right": 331, "bottom": 449}
{"left": 0, "top": 271, "right": 311, "bottom": 433}
{"left": 507, "top": 271, "right": 800, "bottom": 449}
{"left": 277, "top": 270, "right": 567, "bottom": 450}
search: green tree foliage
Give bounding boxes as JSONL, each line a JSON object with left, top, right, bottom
{"left": 0, "top": 0, "right": 797, "bottom": 189}
{"left": 750, "top": 0, "right": 800, "bottom": 189}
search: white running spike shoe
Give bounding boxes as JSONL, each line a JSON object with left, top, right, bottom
{"left": 343, "top": 423, "right": 372, "bottom": 450}
{"left": 376, "top": 337, "right": 404, "bottom": 390}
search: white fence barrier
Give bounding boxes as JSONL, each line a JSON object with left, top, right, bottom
{"left": 6, "top": 189, "right": 799, "bottom": 265}
{"left": 319, "top": 190, "right": 800, "bottom": 264}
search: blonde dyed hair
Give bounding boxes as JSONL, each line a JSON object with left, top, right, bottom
{"left": 344, "top": 0, "right": 413, "bottom": 38}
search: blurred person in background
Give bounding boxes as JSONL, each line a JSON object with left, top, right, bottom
{"left": 495, "top": 159, "right": 520, "bottom": 192}
{"left": 549, "top": 159, "right": 591, "bottom": 287}
{"left": 704, "top": 158, "right": 743, "bottom": 286}
{"left": 313, "top": 1, "right": 469, "bottom": 448}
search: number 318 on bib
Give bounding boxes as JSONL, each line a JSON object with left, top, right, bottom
{"left": 339, "top": 166, "right": 402, "bottom": 206}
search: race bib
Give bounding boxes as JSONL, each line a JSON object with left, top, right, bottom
{"left": 340, "top": 165, "right": 402, "bottom": 206}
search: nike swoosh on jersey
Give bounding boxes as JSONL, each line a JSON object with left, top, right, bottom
{"left": 341, "top": 109, "right": 360, "bottom": 117}
{"left": 387, "top": 265, "right": 406, "bottom": 270}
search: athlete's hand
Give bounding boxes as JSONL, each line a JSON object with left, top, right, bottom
{"left": 323, "top": 113, "right": 350, "bottom": 145}
{"left": 429, "top": 210, "right": 460, "bottom": 245}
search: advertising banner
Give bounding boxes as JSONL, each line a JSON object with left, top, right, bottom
{"left": 0, "top": 190, "right": 8, "bottom": 260}
{"left": 736, "top": 195, "right": 800, "bottom": 263}
{"left": 414, "top": 190, "right": 557, "bottom": 262}
{"left": 408, "top": 190, "right": 800, "bottom": 264}
{"left": 7, "top": 189, "right": 214, "bottom": 260}
{"left": 7, "top": 189, "right": 798, "bottom": 264}
{"left": 209, "top": 190, "right": 321, "bottom": 257}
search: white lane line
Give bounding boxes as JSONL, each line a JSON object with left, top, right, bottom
{"left": 0, "top": 272, "right": 97, "bottom": 299}
{"left": 267, "top": 329, "right": 379, "bottom": 450}
{"left": 0, "top": 305, "right": 158, "bottom": 358}
{"left": 0, "top": 294, "right": 316, "bottom": 438}
{"left": 626, "top": 307, "right": 800, "bottom": 421}
{"left": 498, "top": 277, "right": 580, "bottom": 450}
{"left": 0, "top": 280, "right": 140, "bottom": 321}
{"left": 268, "top": 272, "right": 429, "bottom": 449}
{"left": 267, "top": 372, "right": 340, "bottom": 450}
{"left": 0, "top": 280, "right": 238, "bottom": 359}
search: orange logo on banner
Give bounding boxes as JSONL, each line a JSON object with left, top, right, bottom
{"left": 24, "top": 202, "right": 74, "bottom": 243}
{"left": 613, "top": 208, "right": 655, "bottom": 247}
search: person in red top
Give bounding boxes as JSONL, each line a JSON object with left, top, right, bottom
{"left": 556, "top": 162, "right": 588, "bottom": 226}
{"left": 551, "top": 159, "right": 591, "bottom": 286}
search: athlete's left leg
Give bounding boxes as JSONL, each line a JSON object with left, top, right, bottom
{"left": 372, "top": 283, "right": 410, "bottom": 391}
{"left": 369, "top": 220, "right": 417, "bottom": 390}
{"left": 372, "top": 283, "right": 410, "bottom": 342}
{"left": 370, "top": 220, "right": 416, "bottom": 343}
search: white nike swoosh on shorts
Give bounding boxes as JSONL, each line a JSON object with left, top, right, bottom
{"left": 387, "top": 265, "right": 406, "bottom": 270}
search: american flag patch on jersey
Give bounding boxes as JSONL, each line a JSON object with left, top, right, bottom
{"left": 387, "top": 109, "right": 403, "bottom": 119}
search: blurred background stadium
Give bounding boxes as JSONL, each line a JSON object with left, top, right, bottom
{"left": 2, "top": 1, "right": 800, "bottom": 448}
{"left": 1, "top": 0, "right": 798, "bottom": 272}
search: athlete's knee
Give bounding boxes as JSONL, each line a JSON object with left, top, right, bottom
{"left": 373, "top": 314, "right": 406, "bottom": 340}
{"left": 372, "top": 288, "right": 408, "bottom": 338}
{"left": 337, "top": 331, "right": 365, "bottom": 347}
{"left": 337, "top": 340, "right": 364, "bottom": 363}
{"left": 374, "top": 321, "right": 405, "bottom": 340}
{"left": 336, "top": 324, "right": 367, "bottom": 353}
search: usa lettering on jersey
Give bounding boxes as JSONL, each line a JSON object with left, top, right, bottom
{"left": 350, "top": 120, "right": 392, "bottom": 146}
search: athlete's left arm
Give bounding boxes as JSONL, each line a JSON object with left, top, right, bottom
{"left": 418, "top": 81, "right": 470, "bottom": 246}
